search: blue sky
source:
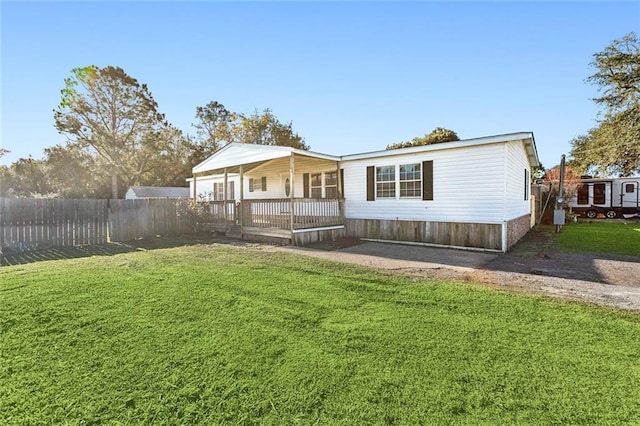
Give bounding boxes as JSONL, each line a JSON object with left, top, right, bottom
{"left": 1, "top": 1, "right": 638, "bottom": 169}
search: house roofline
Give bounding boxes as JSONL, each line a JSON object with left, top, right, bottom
{"left": 191, "top": 132, "right": 540, "bottom": 175}
{"left": 339, "top": 132, "right": 539, "bottom": 167}
{"left": 192, "top": 142, "right": 340, "bottom": 174}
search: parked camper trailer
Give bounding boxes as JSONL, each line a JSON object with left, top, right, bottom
{"left": 568, "top": 177, "right": 640, "bottom": 219}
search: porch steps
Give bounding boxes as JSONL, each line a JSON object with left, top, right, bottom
{"left": 225, "top": 225, "right": 243, "bottom": 240}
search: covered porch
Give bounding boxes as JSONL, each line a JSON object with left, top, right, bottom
{"left": 189, "top": 143, "right": 345, "bottom": 245}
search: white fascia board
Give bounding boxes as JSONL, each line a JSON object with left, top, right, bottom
{"left": 340, "top": 132, "right": 536, "bottom": 162}
{"left": 524, "top": 134, "right": 541, "bottom": 168}
{"left": 193, "top": 143, "right": 339, "bottom": 174}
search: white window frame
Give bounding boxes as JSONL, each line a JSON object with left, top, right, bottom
{"left": 375, "top": 165, "right": 396, "bottom": 199}
{"left": 310, "top": 173, "right": 322, "bottom": 198}
{"left": 375, "top": 164, "right": 423, "bottom": 200}
{"left": 325, "top": 171, "right": 338, "bottom": 199}
{"left": 399, "top": 163, "right": 422, "bottom": 198}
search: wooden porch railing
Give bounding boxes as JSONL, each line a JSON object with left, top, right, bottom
{"left": 206, "top": 200, "right": 237, "bottom": 222}
{"left": 240, "top": 198, "right": 344, "bottom": 230}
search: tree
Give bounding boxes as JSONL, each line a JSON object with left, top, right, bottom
{"left": 233, "top": 108, "right": 308, "bottom": 149}
{"left": 54, "top": 65, "right": 168, "bottom": 198}
{"left": 541, "top": 165, "right": 583, "bottom": 207}
{"left": 0, "top": 157, "right": 53, "bottom": 197}
{"left": 386, "top": 127, "right": 459, "bottom": 150}
{"left": 192, "top": 104, "right": 309, "bottom": 154}
{"left": 192, "top": 101, "right": 235, "bottom": 158}
{"left": 569, "top": 33, "right": 640, "bottom": 176}
{"left": 43, "top": 144, "right": 112, "bottom": 198}
{"left": 0, "top": 148, "right": 8, "bottom": 159}
{"left": 146, "top": 126, "right": 195, "bottom": 187}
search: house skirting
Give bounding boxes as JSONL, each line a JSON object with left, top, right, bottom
{"left": 504, "top": 214, "right": 532, "bottom": 251}
{"left": 344, "top": 218, "right": 502, "bottom": 251}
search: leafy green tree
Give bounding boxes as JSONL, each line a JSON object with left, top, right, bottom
{"left": 147, "top": 126, "right": 194, "bottom": 187}
{"left": 1, "top": 157, "right": 53, "bottom": 197}
{"left": 233, "top": 108, "right": 308, "bottom": 149}
{"left": 386, "top": 127, "right": 459, "bottom": 150}
{"left": 43, "top": 144, "right": 113, "bottom": 198}
{"left": 193, "top": 104, "right": 309, "bottom": 154}
{"left": 192, "top": 101, "right": 235, "bottom": 160}
{"left": 569, "top": 33, "right": 640, "bottom": 176}
{"left": 54, "top": 65, "right": 168, "bottom": 198}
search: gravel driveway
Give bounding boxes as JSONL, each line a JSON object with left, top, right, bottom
{"left": 278, "top": 233, "right": 640, "bottom": 312}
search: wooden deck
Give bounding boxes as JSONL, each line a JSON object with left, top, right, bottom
{"left": 196, "top": 198, "right": 345, "bottom": 245}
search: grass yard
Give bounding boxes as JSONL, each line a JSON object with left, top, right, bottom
{"left": 2, "top": 245, "right": 640, "bottom": 424}
{"left": 554, "top": 221, "right": 640, "bottom": 256}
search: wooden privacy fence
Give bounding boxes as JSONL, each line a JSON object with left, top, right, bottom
{"left": 0, "top": 198, "right": 108, "bottom": 251}
{"left": 0, "top": 198, "right": 194, "bottom": 253}
{"left": 108, "top": 199, "right": 192, "bottom": 242}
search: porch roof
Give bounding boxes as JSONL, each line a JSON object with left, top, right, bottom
{"left": 193, "top": 143, "right": 340, "bottom": 175}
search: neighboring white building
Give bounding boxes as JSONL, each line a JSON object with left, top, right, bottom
{"left": 188, "top": 132, "right": 539, "bottom": 251}
{"left": 125, "top": 186, "right": 190, "bottom": 200}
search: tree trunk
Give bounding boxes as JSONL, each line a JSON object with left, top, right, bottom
{"left": 111, "top": 171, "right": 118, "bottom": 199}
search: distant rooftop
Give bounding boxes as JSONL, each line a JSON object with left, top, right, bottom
{"left": 127, "top": 186, "right": 190, "bottom": 199}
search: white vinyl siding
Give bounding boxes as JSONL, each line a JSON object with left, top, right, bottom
{"left": 190, "top": 175, "right": 240, "bottom": 200}
{"left": 342, "top": 143, "right": 507, "bottom": 223}
{"left": 504, "top": 140, "right": 531, "bottom": 220}
{"left": 193, "top": 156, "right": 339, "bottom": 200}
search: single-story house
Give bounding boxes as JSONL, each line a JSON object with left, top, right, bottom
{"left": 188, "top": 132, "right": 539, "bottom": 251}
{"left": 125, "top": 186, "right": 190, "bottom": 200}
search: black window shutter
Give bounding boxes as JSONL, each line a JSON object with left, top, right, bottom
{"left": 422, "top": 160, "right": 433, "bottom": 201}
{"left": 524, "top": 169, "right": 529, "bottom": 200}
{"left": 366, "top": 166, "right": 375, "bottom": 201}
{"left": 303, "top": 173, "right": 310, "bottom": 198}
{"left": 261, "top": 176, "right": 267, "bottom": 192}
{"left": 249, "top": 178, "right": 254, "bottom": 192}
{"left": 340, "top": 169, "right": 344, "bottom": 199}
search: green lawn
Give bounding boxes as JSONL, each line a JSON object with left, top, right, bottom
{"left": 2, "top": 245, "right": 640, "bottom": 424}
{"left": 554, "top": 221, "right": 640, "bottom": 256}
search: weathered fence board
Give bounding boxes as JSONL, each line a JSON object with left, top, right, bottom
{"left": 0, "top": 198, "right": 108, "bottom": 251}
{"left": 0, "top": 198, "right": 195, "bottom": 254}
{"left": 108, "top": 199, "right": 192, "bottom": 242}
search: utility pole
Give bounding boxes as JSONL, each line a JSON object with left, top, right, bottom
{"left": 553, "top": 154, "right": 566, "bottom": 233}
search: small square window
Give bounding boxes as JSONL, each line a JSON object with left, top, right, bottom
{"left": 625, "top": 183, "right": 635, "bottom": 193}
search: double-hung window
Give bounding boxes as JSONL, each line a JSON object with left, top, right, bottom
{"left": 376, "top": 166, "right": 396, "bottom": 198}
{"left": 310, "top": 173, "right": 322, "bottom": 198}
{"left": 325, "top": 171, "right": 338, "bottom": 198}
{"left": 213, "top": 181, "right": 235, "bottom": 200}
{"left": 399, "top": 163, "right": 421, "bottom": 198}
{"left": 213, "top": 182, "right": 224, "bottom": 201}
{"left": 368, "top": 161, "right": 432, "bottom": 201}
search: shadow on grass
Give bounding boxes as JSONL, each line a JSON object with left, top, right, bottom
{"left": 0, "top": 234, "right": 229, "bottom": 267}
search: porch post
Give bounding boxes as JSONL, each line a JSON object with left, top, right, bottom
{"left": 239, "top": 165, "right": 244, "bottom": 228}
{"left": 336, "top": 160, "right": 344, "bottom": 222}
{"left": 223, "top": 168, "right": 228, "bottom": 227}
{"left": 290, "top": 153, "right": 295, "bottom": 233}
{"left": 336, "top": 161, "right": 342, "bottom": 199}
{"left": 192, "top": 173, "right": 197, "bottom": 199}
